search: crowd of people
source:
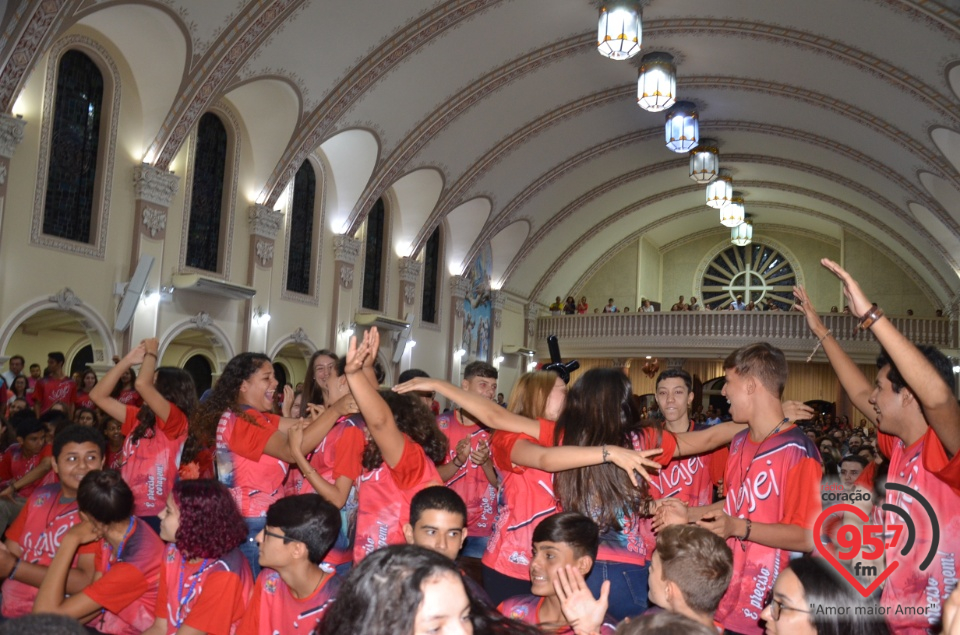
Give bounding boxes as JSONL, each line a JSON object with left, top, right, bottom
{"left": 0, "top": 260, "right": 954, "bottom": 634}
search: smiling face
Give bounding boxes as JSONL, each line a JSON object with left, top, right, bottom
{"left": 529, "top": 540, "right": 586, "bottom": 597}
{"left": 868, "top": 365, "right": 904, "bottom": 435}
{"left": 239, "top": 361, "right": 278, "bottom": 412}
{"left": 53, "top": 441, "right": 104, "bottom": 498}
{"left": 313, "top": 355, "right": 337, "bottom": 390}
{"left": 82, "top": 371, "right": 97, "bottom": 391}
{"left": 158, "top": 494, "right": 180, "bottom": 542}
{"left": 462, "top": 375, "right": 497, "bottom": 402}
{"left": 656, "top": 377, "right": 693, "bottom": 427}
{"left": 414, "top": 571, "right": 473, "bottom": 635}
{"left": 721, "top": 367, "right": 751, "bottom": 423}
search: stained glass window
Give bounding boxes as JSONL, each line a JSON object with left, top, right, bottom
{"left": 700, "top": 243, "right": 796, "bottom": 310}
{"left": 43, "top": 50, "right": 103, "bottom": 242}
{"left": 421, "top": 226, "right": 441, "bottom": 323}
{"left": 362, "top": 198, "right": 386, "bottom": 310}
{"left": 286, "top": 161, "right": 316, "bottom": 294}
{"left": 186, "top": 113, "right": 228, "bottom": 272}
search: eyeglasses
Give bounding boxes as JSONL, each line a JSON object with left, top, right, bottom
{"left": 767, "top": 597, "right": 812, "bottom": 621}
{"left": 262, "top": 529, "right": 296, "bottom": 543}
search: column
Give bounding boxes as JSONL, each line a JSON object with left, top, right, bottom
{"left": 397, "top": 256, "right": 422, "bottom": 320}
{"left": 524, "top": 303, "right": 541, "bottom": 350}
{"left": 448, "top": 275, "right": 469, "bottom": 384}
{"left": 0, "top": 114, "right": 26, "bottom": 251}
{"left": 246, "top": 204, "right": 283, "bottom": 352}
{"left": 332, "top": 235, "right": 362, "bottom": 351}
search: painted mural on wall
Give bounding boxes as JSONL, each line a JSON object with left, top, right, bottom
{"left": 463, "top": 244, "right": 492, "bottom": 362}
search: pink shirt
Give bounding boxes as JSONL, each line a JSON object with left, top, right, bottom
{"left": 238, "top": 569, "right": 340, "bottom": 635}
{"left": 121, "top": 404, "right": 188, "bottom": 516}
{"left": 216, "top": 409, "right": 288, "bottom": 518}
{"left": 353, "top": 434, "right": 442, "bottom": 562}
{"left": 436, "top": 411, "right": 497, "bottom": 538}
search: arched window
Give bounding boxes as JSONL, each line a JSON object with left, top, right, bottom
{"left": 186, "top": 113, "right": 228, "bottom": 272}
{"left": 362, "top": 198, "right": 386, "bottom": 310}
{"left": 421, "top": 225, "right": 442, "bottom": 323}
{"left": 286, "top": 161, "right": 316, "bottom": 295}
{"left": 43, "top": 50, "right": 103, "bottom": 243}
{"left": 699, "top": 242, "right": 797, "bottom": 310}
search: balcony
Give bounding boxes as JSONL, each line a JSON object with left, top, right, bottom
{"left": 534, "top": 312, "right": 957, "bottom": 363}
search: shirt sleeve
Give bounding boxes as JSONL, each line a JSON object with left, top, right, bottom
{"left": 491, "top": 431, "right": 538, "bottom": 474}
{"left": 709, "top": 446, "right": 729, "bottom": 486}
{"left": 877, "top": 431, "right": 896, "bottom": 460}
{"left": 229, "top": 413, "right": 279, "bottom": 462}
{"left": 920, "top": 426, "right": 960, "bottom": 496}
{"left": 781, "top": 457, "right": 823, "bottom": 530}
{"left": 332, "top": 426, "right": 366, "bottom": 481}
{"left": 389, "top": 434, "right": 426, "bottom": 490}
{"left": 39, "top": 444, "right": 52, "bottom": 459}
{"left": 184, "top": 570, "right": 244, "bottom": 634}
{"left": 120, "top": 405, "right": 141, "bottom": 436}
{"left": 639, "top": 427, "right": 677, "bottom": 467}
{"left": 235, "top": 575, "right": 263, "bottom": 635}
{"left": 157, "top": 404, "right": 189, "bottom": 440}
{"left": 83, "top": 561, "right": 149, "bottom": 614}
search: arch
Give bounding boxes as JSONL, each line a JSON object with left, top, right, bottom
{"left": 444, "top": 197, "right": 491, "bottom": 276}
{"left": 693, "top": 236, "right": 805, "bottom": 299}
{"left": 387, "top": 167, "right": 444, "bottom": 258}
{"left": 315, "top": 128, "right": 380, "bottom": 235}
{"left": 0, "top": 292, "right": 116, "bottom": 365}
{"left": 267, "top": 332, "right": 319, "bottom": 360}
{"left": 182, "top": 354, "right": 215, "bottom": 395}
{"left": 157, "top": 318, "right": 235, "bottom": 374}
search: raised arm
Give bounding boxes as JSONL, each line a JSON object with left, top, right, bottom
{"left": 90, "top": 344, "right": 146, "bottom": 422}
{"left": 793, "top": 284, "right": 876, "bottom": 422}
{"left": 510, "top": 438, "right": 663, "bottom": 488}
{"left": 674, "top": 422, "right": 747, "bottom": 457}
{"left": 134, "top": 338, "right": 171, "bottom": 422}
{"left": 395, "top": 377, "right": 541, "bottom": 438}
{"left": 822, "top": 258, "right": 960, "bottom": 455}
{"left": 261, "top": 398, "right": 357, "bottom": 464}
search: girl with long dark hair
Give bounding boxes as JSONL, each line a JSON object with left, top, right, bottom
{"left": 110, "top": 365, "right": 142, "bottom": 408}
{"left": 90, "top": 339, "right": 197, "bottom": 531}
{"left": 300, "top": 349, "right": 338, "bottom": 416}
{"left": 191, "top": 350, "right": 357, "bottom": 576}
{"left": 74, "top": 369, "right": 98, "bottom": 410}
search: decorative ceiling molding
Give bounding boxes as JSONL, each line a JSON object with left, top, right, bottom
{"left": 0, "top": 0, "right": 73, "bottom": 112}
{"left": 661, "top": 224, "right": 841, "bottom": 253}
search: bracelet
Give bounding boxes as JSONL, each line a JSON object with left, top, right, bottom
{"left": 806, "top": 329, "right": 832, "bottom": 363}
{"left": 858, "top": 307, "right": 884, "bottom": 331}
{"left": 144, "top": 352, "right": 158, "bottom": 359}
{"left": 453, "top": 457, "right": 464, "bottom": 468}
{"left": 9, "top": 557, "right": 20, "bottom": 580}
{"left": 741, "top": 518, "right": 752, "bottom": 542}
{"left": 601, "top": 445, "right": 610, "bottom": 463}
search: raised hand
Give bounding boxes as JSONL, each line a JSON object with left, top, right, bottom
{"left": 344, "top": 335, "right": 366, "bottom": 375}
{"left": 123, "top": 343, "right": 147, "bottom": 366}
{"left": 821, "top": 258, "right": 873, "bottom": 318}
{"left": 393, "top": 376, "right": 437, "bottom": 394}
{"left": 782, "top": 400, "right": 815, "bottom": 422}
{"left": 792, "top": 285, "right": 828, "bottom": 338}
{"left": 605, "top": 446, "right": 663, "bottom": 487}
{"left": 555, "top": 565, "right": 609, "bottom": 635}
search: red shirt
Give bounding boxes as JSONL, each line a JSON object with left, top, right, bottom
{"left": 715, "top": 426, "right": 821, "bottom": 635}
{"left": 353, "top": 434, "right": 442, "bottom": 562}
{"left": 482, "top": 420, "right": 558, "bottom": 581}
{"left": 117, "top": 389, "right": 143, "bottom": 408}
{"left": 33, "top": 376, "right": 76, "bottom": 414}
{"left": 1, "top": 484, "right": 85, "bottom": 617}
{"left": 216, "top": 409, "right": 288, "bottom": 518}
{"left": 156, "top": 544, "right": 253, "bottom": 635}
{"left": 498, "top": 595, "right": 616, "bottom": 634}
{"left": 436, "top": 411, "right": 497, "bottom": 538}
{"left": 238, "top": 569, "right": 340, "bottom": 635}
{"left": 121, "top": 404, "right": 188, "bottom": 516}
{"left": 285, "top": 415, "right": 366, "bottom": 566}
{"left": 878, "top": 429, "right": 960, "bottom": 634}
{"left": 84, "top": 518, "right": 165, "bottom": 635}
{"left": 74, "top": 391, "right": 95, "bottom": 410}
{"left": 0, "top": 443, "right": 52, "bottom": 497}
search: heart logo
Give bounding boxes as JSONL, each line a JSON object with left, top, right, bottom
{"left": 813, "top": 503, "right": 898, "bottom": 597}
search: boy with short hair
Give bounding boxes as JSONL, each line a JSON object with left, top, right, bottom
{"left": 499, "top": 512, "right": 617, "bottom": 634}
{"left": 33, "top": 352, "right": 76, "bottom": 418}
{"left": 0, "top": 413, "right": 54, "bottom": 534}
{"left": 0, "top": 425, "right": 105, "bottom": 617}
{"left": 647, "top": 524, "right": 732, "bottom": 630}
{"left": 238, "top": 494, "right": 342, "bottom": 634}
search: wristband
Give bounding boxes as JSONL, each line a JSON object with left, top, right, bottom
{"left": 453, "top": 457, "right": 464, "bottom": 468}
{"left": 601, "top": 445, "right": 610, "bottom": 463}
{"left": 741, "top": 518, "right": 752, "bottom": 542}
{"left": 858, "top": 307, "right": 884, "bottom": 331}
{"left": 144, "top": 351, "right": 158, "bottom": 359}
{"left": 8, "top": 557, "right": 20, "bottom": 580}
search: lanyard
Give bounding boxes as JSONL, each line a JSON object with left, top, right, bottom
{"left": 174, "top": 557, "right": 211, "bottom": 629}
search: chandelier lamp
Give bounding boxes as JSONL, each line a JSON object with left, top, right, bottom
{"left": 637, "top": 52, "right": 676, "bottom": 112}
{"left": 689, "top": 138, "right": 719, "bottom": 183}
{"left": 706, "top": 169, "right": 733, "bottom": 209}
{"left": 721, "top": 191, "right": 746, "bottom": 228}
{"left": 731, "top": 220, "right": 753, "bottom": 246}
{"left": 664, "top": 101, "right": 699, "bottom": 153}
{"left": 597, "top": 2, "right": 642, "bottom": 60}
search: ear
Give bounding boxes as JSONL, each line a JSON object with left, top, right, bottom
{"left": 664, "top": 580, "right": 681, "bottom": 607}
{"left": 899, "top": 386, "right": 918, "bottom": 410}
{"left": 402, "top": 523, "right": 415, "bottom": 546}
{"left": 460, "top": 379, "right": 470, "bottom": 391}
{"left": 576, "top": 555, "right": 593, "bottom": 577}
{"left": 459, "top": 527, "right": 469, "bottom": 550}
{"left": 686, "top": 391, "right": 695, "bottom": 409}
{"left": 745, "top": 376, "right": 757, "bottom": 395}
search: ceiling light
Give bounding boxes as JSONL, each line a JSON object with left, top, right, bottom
{"left": 597, "top": 1, "right": 641, "bottom": 60}
{"left": 721, "top": 191, "right": 746, "bottom": 228}
{"left": 731, "top": 220, "right": 753, "bottom": 246}
{"left": 637, "top": 52, "right": 675, "bottom": 112}
{"left": 664, "top": 101, "right": 699, "bottom": 153}
{"left": 706, "top": 169, "right": 732, "bottom": 209}
{"left": 689, "top": 138, "right": 719, "bottom": 184}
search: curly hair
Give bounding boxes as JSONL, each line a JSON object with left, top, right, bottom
{"left": 192, "top": 353, "right": 272, "bottom": 448}
{"left": 315, "top": 545, "right": 540, "bottom": 635}
{"left": 172, "top": 479, "right": 247, "bottom": 560}
{"left": 361, "top": 390, "right": 447, "bottom": 471}
{"left": 130, "top": 368, "right": 198, "bottom": 445}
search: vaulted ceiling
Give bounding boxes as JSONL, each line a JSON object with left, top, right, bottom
{"left": 3, "top": 0, "right": 960, "bottom": 305}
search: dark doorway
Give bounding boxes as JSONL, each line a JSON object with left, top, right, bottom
{"left": 184, "top": 355, "right": 213, "bottom": 397}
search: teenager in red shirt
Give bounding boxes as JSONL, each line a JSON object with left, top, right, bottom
{"left": 91, "top": 339, "right": 197, "bottom": 532}
{"left": 239, "top": 494, "right": 342, "bottom": 634}
{"left": 144, "top": 479, "right": 252, "bottom": 635}
{"left": 0, "top": 424, "right": 104, "bottom": 617}
{"left": 33, "top": 352, "right": 77, "bottom": 418}
{"left": 74, "top": 369, "right": 98, "bottom": 411}
{"left": 35, "top": 469, "right": 165, "bottom": 634}
{"left": 795, "top": 260, "right": 960, "bottom": 635}
{"left": 111, "top": 365, "right": 142, "bottom": 408}
{"left": 193, "top": 352, "right": 358, "bottom": 576}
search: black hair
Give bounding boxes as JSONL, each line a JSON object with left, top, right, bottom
{"left": 38, "top": 409, "right": 71, "bottom": 433}
{"left": 77, "top": 470, "right": 133, "bottom": 524}
{"left": 398, "top": 368, "right": 430, "bottom": 384}
{"left": 840, "top": 454, "right": 869, "bottom": 469}
{"left": 8, "top": 355, "right": 24, "bottom": 366}
{"left": 47, "top": 352, "right": 65, "bottom": 365}
{"left": 193, "top": 352, "right": 272, "bottom": 448}
{"left": 11, "top": 412, "right": 44, "bottom": 439}
{"left": 877, "top": 345, "right": 954, "bottom": 395}
{"left": 334, "top": 355, "right": 348, "bottom": 379}
{"left": 786, "top": 556, "right": 890, "bottom": 635}
{"left": 463, "top": 361, "right": 498, "bottom": 381}
{"left": 532, "top": 511, "right": 599, "bottom": 562}
{"left": 130, "top": 367, "right": 198, "bottom": 444}
{"left": 409, "top": 486, "right": 467, "bottom": 527}
{"left": 362, "top": 391, "right": 447, "bottom": 471}
{"left": 74, "top": 407, "right": 97, "bottom": 424}
{"left": 316, "top": 545, "right": 540, "bottom": 635}
{"left": 265, "top": 494, "right": 340, "bottom": 565}
{"left": 656, "top": 368, "right": 692, "bottom": 392}
{"left": 0, "top": 614, "right": 88, "bottom": 635}
{"left": 53, "top": 424, "right": 106, "bottom": 459}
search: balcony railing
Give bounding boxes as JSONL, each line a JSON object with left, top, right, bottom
{"left": 534, "top": 312, "right": 957, "bottom": 363}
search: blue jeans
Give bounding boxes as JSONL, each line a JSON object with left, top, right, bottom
{"left": 242, "top": 517, "right": 266, "bottom": 578}
{"left": 586, "top": 560, "right": 649, "bottom": 622}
